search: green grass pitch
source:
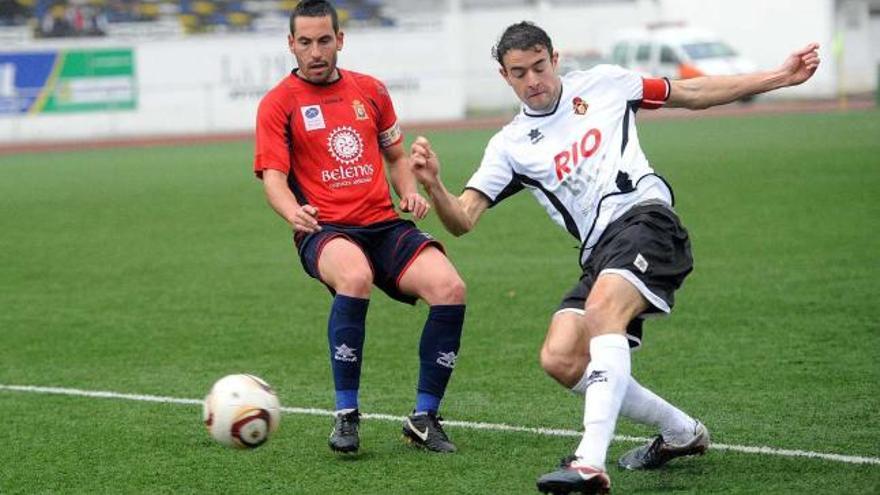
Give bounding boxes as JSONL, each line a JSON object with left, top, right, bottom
{"left": 1, "top": 110, "right": 878, "bottom": 493}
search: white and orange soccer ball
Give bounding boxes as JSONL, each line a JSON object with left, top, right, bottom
{"left": 202, "top": 374, "right": 281, "bottom": 448}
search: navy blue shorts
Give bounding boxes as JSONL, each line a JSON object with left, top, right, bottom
{"left": 294, "top": 219, "right": 444, "bottom": 305}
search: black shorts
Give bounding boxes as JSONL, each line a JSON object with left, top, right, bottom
{"left": 294, "top": 219, "right": 444, "bottom": 305}
{"left": 557, "top": 203, "right": 693, "bottom": 348}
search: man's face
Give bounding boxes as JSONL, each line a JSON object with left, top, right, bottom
{"left": 499, "top": 46, "right": 560, "bottom": 112}
{"left": 289, "top": 15, "right": 344, "bottom": 83}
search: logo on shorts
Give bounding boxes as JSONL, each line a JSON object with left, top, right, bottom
{"left": 634, "top": 253, "right": 649, "bottom": 273}
{"left": 334, "top": 344, "right": 358, "bottom": 362}
{"left": 436, "top": 351, "right": 457, "bottom": 369}
{"left": 327, "top": 126, "right": 365, "bottom": 165}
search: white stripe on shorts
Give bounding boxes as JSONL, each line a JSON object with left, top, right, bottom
{"left": 600, "top": 268, "right": 671, "bottom": 314}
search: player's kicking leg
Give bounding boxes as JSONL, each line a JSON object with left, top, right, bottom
{"left": 536, "top": 274, "right": 644, "bottom": 493}
{"left": 397, "top": 246, "right": 466, "bottom": 453}
{"left": 542, "top": 293, "right": 708, "bottom": 481}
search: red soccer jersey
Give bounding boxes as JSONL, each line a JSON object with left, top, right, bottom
{"left": 254, "top": 69, "right": 403, "bottom": 226}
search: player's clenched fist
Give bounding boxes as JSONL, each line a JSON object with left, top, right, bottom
{"left": 292, "top": 204, "right": 321, "bottom": 233}
{"left": 410, "top": 136, "right": 441, "bottom": 187}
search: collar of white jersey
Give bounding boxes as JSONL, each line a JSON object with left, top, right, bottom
{"left": 521, "top": 80, "right": 564, "bottom": 118}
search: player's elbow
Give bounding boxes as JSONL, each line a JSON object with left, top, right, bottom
{"left": 449, "top": 223, "right": 472, "bottom": 237}
{"left": 438, "top": 213, "right": 474, "bottom": 237}
{"left": 453, "top": 215, "right": 479, "bottom": 237}
{"left": 669, "top": 81, "right": 710, "bottom": 110}
{"left": 670, "top": 91, "right": 709, "bottom": 110}
{"left": 685, "top": 95, "right": 713, "bottom": 110}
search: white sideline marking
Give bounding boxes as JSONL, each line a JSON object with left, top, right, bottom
{"left": 2, "top": 384, "right": 878, "bottom": 466}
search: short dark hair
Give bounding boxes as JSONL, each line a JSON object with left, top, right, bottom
{"left": 290, "top": 0, "right": 339, "bottom": 34}
{"left": 492, "top": 21, "right": 554, "bottom": 66}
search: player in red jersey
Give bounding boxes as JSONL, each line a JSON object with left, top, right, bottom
{"left": 254, "top": 0, "right": 464, "bottom": 454}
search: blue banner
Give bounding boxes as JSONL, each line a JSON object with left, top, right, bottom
{"left": 0, "top": 52, "right": 58, "bottom": 114}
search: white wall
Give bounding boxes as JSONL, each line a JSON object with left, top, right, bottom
{"left": 834, "top": 0, "right": 878, "bottom": 93}
{"left": 871, "top": 8, "right": 880, "bottom": 78}
{"left": 339, "top": 25, "right": 466, "bottom": 123}
{"left": 0, "top": 27, "right": 466, "bottom": 144}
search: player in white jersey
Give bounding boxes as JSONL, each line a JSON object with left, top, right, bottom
{"left": 410, "top": 21, "right": 820, "bottom": 494}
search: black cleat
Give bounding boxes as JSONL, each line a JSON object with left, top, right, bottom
{"left": 618, "top": 420, "right": 709, "bottom": 470}
{"left": 328, "top": 409, "right": 360, "bottom": 454}
{"left": 536, "top": 456, "right": 611, "bottom": 494}
{"left": 402, "top": 412, "right": 457, "bottom": 453}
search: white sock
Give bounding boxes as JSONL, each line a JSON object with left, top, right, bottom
{"left": 571, "top": 354, "right": 697, "bottom": 446}
{"left": 621, "top": 377, "right": 696, "bottom": 446}
{"left": 573, "top": 333, "right": 630, "bottom": 470}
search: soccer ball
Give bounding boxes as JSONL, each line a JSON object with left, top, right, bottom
{"left": 202, "top": 374, "right": 281, "bottom": 448}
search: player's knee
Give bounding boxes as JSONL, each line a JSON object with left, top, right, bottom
{"left": 425, "top": 274, "right": 466, "bottom": 305}
{"left": 583, "top": 299, "right": 621, "bottom": 335}
{"left": 334, "top": 268, "right": 373, "bottom": 296}
{"left": 443, "top": 275, "right": 467, "bottom": 304}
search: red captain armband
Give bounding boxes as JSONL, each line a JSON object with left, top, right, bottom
{"left": 641, "top": 78, "right": 671, "bottom": 109}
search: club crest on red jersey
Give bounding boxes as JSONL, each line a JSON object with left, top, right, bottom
{"left": 572, "top": 96, "right": 589, "bottom": 116}
{"left": 352, "top": 100, "right": 369, "bottom": 121}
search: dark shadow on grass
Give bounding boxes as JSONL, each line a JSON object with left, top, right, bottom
{"left": 616, "top": 457, "right": 710, "bottom": 493}
{"left": 329, "top": 451, "right": 376, "bottom": 462}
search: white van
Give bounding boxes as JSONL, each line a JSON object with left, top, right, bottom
{"left": 609, "top": 25, "right": 756, "bottom": 80}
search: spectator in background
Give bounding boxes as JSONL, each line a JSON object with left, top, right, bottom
{"left": 35, "top": 0, "right": 106, "bottom": 37}
{"left": 0, "top": 0, "right": 33, "bottom": 26}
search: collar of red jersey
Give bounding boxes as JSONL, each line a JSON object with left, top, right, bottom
{"left": 290, "top": 68, "right": 344, "bottom": 87}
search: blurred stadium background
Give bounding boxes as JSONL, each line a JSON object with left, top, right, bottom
{"left": 0, "top": 0, "right": 878, "bottom": 146}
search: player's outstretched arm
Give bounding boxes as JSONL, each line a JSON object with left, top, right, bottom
{"left": 262, "top": 169, "right": 321, "bottom": 233}
{"left": 411, "top": 136, "right": 489, "bottom": 237}
{"left": 667, "top": 43, "right": 820, "bottom": 109}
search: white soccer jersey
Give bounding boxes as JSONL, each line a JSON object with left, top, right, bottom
{"left": 466, "top": 65, "right": 673, "bottom": 266}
